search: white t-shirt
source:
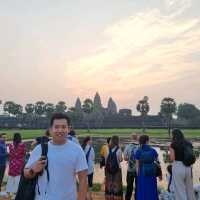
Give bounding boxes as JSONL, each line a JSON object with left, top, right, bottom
{"left": 84, "top": 144, "right": 95, "bottom": 175}
{"left": 26, "top": 140, "right": 88, "bottom": 200}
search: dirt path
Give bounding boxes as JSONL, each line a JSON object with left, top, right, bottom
{"left": 0, "top": 192, "right": 105, "bottom": 200}
{"left": 92, "top": 192, "right": 105, "bottom": 200}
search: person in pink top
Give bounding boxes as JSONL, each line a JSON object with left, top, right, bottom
{"left": 6, "top": 133, "right": 26, "bottom": 197}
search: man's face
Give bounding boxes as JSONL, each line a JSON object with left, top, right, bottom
{"left": 50, "top": 119, "right": 69, "bottom": 144}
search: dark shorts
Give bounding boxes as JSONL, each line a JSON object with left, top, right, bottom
{"left": 88, "top": 173, "right": 93, "bottom": 188}
{"left": 0, "top": 165, "right": 6, "bottom": 186}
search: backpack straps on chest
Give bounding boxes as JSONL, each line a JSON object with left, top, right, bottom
{"left": 41, "top": 141, "right": 49, "bottom": 182}
{"left": 86, "top": 146, "right": 92, "bottom": 163}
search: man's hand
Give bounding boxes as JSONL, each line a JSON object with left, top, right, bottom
{"left": 32, "top": 156, "right": 47, "bottom": 173}
{"left": 24, "top": 156, "right": 47, "bottom": 179}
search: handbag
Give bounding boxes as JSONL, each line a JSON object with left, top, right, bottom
{"left": 15, "top": 141, "right": 49, "bottom": 200}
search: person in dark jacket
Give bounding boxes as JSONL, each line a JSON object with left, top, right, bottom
{"left": 0, "top": 133, "right": 7, "bottom": 192}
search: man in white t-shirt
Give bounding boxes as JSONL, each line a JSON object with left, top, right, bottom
{"left": 24, "top": 113, "right": 88, "bottom": 200}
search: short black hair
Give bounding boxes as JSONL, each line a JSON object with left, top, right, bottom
{"left": 107, "top": 137, "right": 111, "bottom": 144}
{"left": 172, "top": 129, "right": 185, "bottom": 142}
{"left": 68, "top": 130, "right": 76, "bottom": 136}
{"left": 139, "top": 135, "right": 149, "bottom": 145}
{"left": 13, "top": 132, "right": 22, "bottom": 146}
{"left": 50, "top": 113, "right": 71, "bottom": 127}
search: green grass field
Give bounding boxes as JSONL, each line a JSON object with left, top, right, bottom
{"left": 1, "top": 128, "right": 200, "bottom": 140}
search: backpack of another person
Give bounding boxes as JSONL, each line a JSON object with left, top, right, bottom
{"left": 15, "top": 141, "right": 49, "bottom": 200}
{"left": 183, "top": 142, "right": 196, "bottom": 167}
{"left": 140, "top": 148, "right": 156, "bottom": 177}
{"left": 128, "top": 145, "right": 138, "bottom": 172}
{"left": 105, "top": 147, "right": 119, "bottom": 175}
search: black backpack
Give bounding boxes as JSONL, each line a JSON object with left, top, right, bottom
{"left": 183, "top": 142, "right": 196, "bottom": 167}
{"left": 105, "top": 147, "right": 119, "bottom": 175}
{"left": 15, "top": 141, "right": 49, "bottom": 200}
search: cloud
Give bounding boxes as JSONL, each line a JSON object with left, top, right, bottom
{"left": 163, "top": 0, "right": 191, "bottom": 17}
{"left": 63, "top": 0, "right": 200, "bottom": 111}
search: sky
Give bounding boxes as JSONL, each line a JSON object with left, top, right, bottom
{"left": 0, "top": 0, "right": 200, "bottom": 114}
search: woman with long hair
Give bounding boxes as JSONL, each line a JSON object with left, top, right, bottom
{"left": 105, "top": 135, "right": 123, "bottom": 200}
{"left": 82, "top": 136, "right": 95, "bottom": 200}
{"left": 135, "top": 135, "right": 160, "bottom": 200}
{"left": 169, "top": 129, "right": 195, "bottom": 200}
{"left": 6, "top": 133, "right": 26, "bottom": 198}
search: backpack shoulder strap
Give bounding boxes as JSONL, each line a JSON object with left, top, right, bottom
{"left": 113, "top": 147, "right": 119, "bottom": 156}
{"left": 86, "top": 146, "right": 92, "bottom": 163}
{"left": 168, "top": 175, "right": 172, "bottom": 192}
{"left": 130, "top": 145, "right": 136, "bottom": 160}
{"left": 41, "top": 142, "right": 49, "bottom": 182}
{"left": 41, "top": 142, "right": 48, "bottom": 157}
{"left": 107, "top": 147, "right": 112, "bottom": 156}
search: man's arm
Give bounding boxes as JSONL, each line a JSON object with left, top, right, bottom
{"left": 169, "top": 147, "right": 175, "bottom": 161}
{"left": 77, "top": 169, "right": 87, "bottom": 200}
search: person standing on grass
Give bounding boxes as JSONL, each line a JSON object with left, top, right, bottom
{"left": 67, "top": 128, "right": 79, "bottom": 144}
{"left": 6, "top": 133, "right": 26, "bottom": 197}
{"left": 0, "top": 133, "right": 7, "bottom": 192}
{"left": 105, "top": 135, "right": 123, "bottom": 200}
{"left": 135, "top": 135, "right": 160, "bottom": 200}
{"left": 100, "top": 137, "right": 111, "bottom": 169}
{"left": 24, "top": 113, "right": 88, "bottom": 200}
{"left": 82, "top": 136, "right": 95, "bottom": 200}
{"left": 169, "top": 129, "right": 195, "bottom": 200}
{"left": 124, "top": 134, "right": 139, "bottom": 200}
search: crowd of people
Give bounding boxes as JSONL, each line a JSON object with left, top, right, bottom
{"left": 0, "top": 113, "right": 197, "bottom": 200}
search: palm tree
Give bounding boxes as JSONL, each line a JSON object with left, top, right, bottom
{"left": 25, "top": 104, "right": 35, "bottom": 115}
{"left": 34, "top": 101, "right": 45, "bottom": 116}
{"left": 13, "top": 104, "right": 23, "bottom": 116}
{"left": 3, "top": 101, "right": 23, "bottom": 117}
{"left": 136, "top": 96, "right": 150, "bottom": 133}
{"left": 160, "top": 97, "right": 177, "bottom": 136}
{"left": 3, "top": 101, "right": 15, "bottom": 116}
{"left": 82, "top": 98, "right": 94, "bottom": 132}
{"left": 55, "top": 101, "right": 67, "bottom": 113}
{"left": 44, "top": 103, "right": 55, "bottom": 118}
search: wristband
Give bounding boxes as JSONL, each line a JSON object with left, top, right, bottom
{"left": 29, "top": 168, "right": 35, "bottom": 176}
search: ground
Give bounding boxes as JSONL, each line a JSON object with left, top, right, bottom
{"left": 1, "top": 128, "right": 200, "bottom": 140}
{"left": 0, "top": 192, "right": 105, "bottom": 200}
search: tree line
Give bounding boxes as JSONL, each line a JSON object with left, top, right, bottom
{"left": 0, "top": 93, "right": 200, "bottom": 134}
